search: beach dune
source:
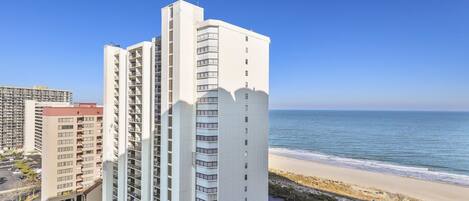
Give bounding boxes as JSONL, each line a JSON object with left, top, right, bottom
{"left": 269, "top": 154, "right": 469, "bottom": 201}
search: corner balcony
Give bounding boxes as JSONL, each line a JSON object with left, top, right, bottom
{"left": 196, "top": 178, "right": 217, "bottom": 188}
{"left": 196, "top": 153, "right": 217, "bottom": 162}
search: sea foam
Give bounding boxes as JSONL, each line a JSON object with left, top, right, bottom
{"left": 270, "top": 147, "right": 469, "bottom": 187}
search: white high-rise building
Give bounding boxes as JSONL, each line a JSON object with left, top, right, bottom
{"left": 103, "top": 1, "right": 269, "bottom": 201}
{"left": 23, "top": 100, "right": 72, "bottom": 153}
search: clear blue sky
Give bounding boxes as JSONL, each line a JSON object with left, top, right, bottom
{"left": 1, "top": 0, "right": 468, "bottom": 111}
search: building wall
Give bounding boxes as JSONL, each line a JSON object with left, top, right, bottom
{"left": 216, "top": 21, "right": 269, "bottom": 201}
{"left": 102, "top": 45, "right": 128, "bottom": 201}
{"left": 41, "top": 106, "right": 103, "bottom": 201}
{"left": 23, "top": 100, "right": 36, "bottom": 153}
{"left": 161, "top": 1, "right": 203, "bottom": 201}
{"left": 23, "top": 100, "right": 71, "bottom": 153}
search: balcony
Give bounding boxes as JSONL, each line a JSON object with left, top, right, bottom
{"left": 129, "top": 118, "right": 141, "bottom": 123}
{"left": 129, "top": 100, "right": 141, "bottom": 105}
{"left": 129, "top": 81, "right": 142, "bottom": 87}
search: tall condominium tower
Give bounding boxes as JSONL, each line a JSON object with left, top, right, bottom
{"left": 41, "top": 103, "right": 103, "bottom": 201}
{"left": 103, "top": 1, "right": 269, "bottom": 201}
{"left": 0, "top": 86, "right": 72, "bottom": 149}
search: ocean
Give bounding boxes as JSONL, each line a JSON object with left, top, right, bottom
{"left": 269, "top": 110, "right": 469, "bottom": 186}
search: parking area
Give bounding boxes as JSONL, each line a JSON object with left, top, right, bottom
{"left": 0, "top": 167, "right": 23, "bottom": 191}
{"left": 0, "top": 153, "right": 41, "bottom": 192}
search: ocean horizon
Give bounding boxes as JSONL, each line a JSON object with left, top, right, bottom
{"left": 269, "top": 110, "right": 469, "bottom": 187}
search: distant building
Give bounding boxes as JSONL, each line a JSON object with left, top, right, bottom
{"left": 0, "top": 86, "right": 72, "bottom": 149}
{"left": 41, "top": 103, "right": 103, "bottom": 201}
{"left": 23, "top": 100, "right": 72, "bottom": 153}
{"left": 102, "top": 1, "right": 270, "bottom": 201}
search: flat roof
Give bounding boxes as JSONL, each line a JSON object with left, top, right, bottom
{"left": 43, "top": 104, "right": 102, "bottom": 116}
{"left": 0, "top": 85, "right": 71, "bottom": 92}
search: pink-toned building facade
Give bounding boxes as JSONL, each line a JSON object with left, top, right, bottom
{"left": 41, "top": 103, "right": 103, "bottom": 201}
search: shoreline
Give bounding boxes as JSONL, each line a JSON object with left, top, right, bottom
{"left": 269, "top": 153, "right": 469, "bottom": 201}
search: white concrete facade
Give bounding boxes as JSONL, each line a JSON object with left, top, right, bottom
{"left": 103, "top": 1, "right": 269, "bottom": 201}
{"left": 23, "top": 100, "right": 71, "bottom": 153}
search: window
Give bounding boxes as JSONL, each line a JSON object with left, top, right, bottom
{"left": 197, "top": 46, "right": 218, "bottom": 54}
{"left": 84, "top": 156, "right": 94, "bottom": 162}
{"left": 197, "top": 33, "right": 218, "bottom": 42}
{"left": 245, "top": 47, "right": 248, "bottom": 53}
{"left": 245, "top": 36, "right": 249, "bottom": 41}
{"left": 84, "top": 136, "right": 94, "bottom": 141}
{"left": 245, "top": 105, "right": 248, "bottom": 111}
{"left": 59, "top": 125, "right": 73, "bottom": 130}
{"left": 83, "top": 163, "right": 94, "bottom": 168}
{"left": 245, "top": 128, "right": 248, "bottom": 134}
{"left": 57, "top": 168, "right": 73, "bottom": 174}
{"left": 245, "top": 140, "right": 248, "bottom": 146}
{"left": 197, "top": 71, "right": 218, "bottom": 79}
{"left": 58, "top": 146, "right": 73, "bottom": 152}
{"left": 196, "top": 110, "right": 218, "bottom": 116}
{"left": 245, "top": 82, "right": 248, "bottom": 88}
{"left": 196, "top": 160, "right": 218, "bottom": 167}
{"left": 58, "top": 132, "right": 73, "bottom": 137}
{"left": 245, "top": 59, "right": 248, "bottom": 65}
{"left": 196, "top": 135, "right": 218, "bottom": 141}
{"left": 84, "top": 143, "right": 94, "bottom": 148}
{"left": 245, "top": 93, "right": 248, "bottom": 99}
{"left": 57, "top": 182, "right": 73, "bottom": 189}
{"left": 196, "top": 147, "right": 218, "bottom": 154}
{"left": 58, "top": 118, "right": 73, "bottom": 123}
{"left": 245, "top": 70, "right": 248, "bottom": 76}
{"left": 57, "top": 153, "right": 73, "bottom": 160}
{"left": 197, "top": 97, "right": 218, "bottom": 103}
{"left": 57, "top": 161, "right": 73, "bottom": 167}
{"left": 196, "top": 173, "right": 217, "bottom": 180}
{"left": 245, "top": 174, "right": 248, "bottom": 180}
{"left": 245, "top": 163, "right": 248, "bottom": 169}
{"left": 57, "top": 175, "right": 73, "bottom": 182}
{"left": 196, "top": 123, "right": 218, "bottom": 129}
{"left": 84, "top": 117, "right": 94, "bottom": 121}
{"left": 245, "top": 116, "right": 248, "bottom": 122}
{"left": 197, "top": 59, "right": 218, "bottom": 67}
{"left": 58, "top": 139, "right": 73, "bottom": 145}
{"left": 196, "top": 185, "right": 217, "bottom": 193}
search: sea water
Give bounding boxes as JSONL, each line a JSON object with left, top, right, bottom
{"left": 269, "top": 110, "right": 469, "bottom": 186}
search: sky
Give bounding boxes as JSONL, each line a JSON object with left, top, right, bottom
{"left": 0, "top": 0, "right": 468, "bottom": 111}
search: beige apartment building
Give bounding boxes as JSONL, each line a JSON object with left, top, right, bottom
{"left": 41, "top": 103, "right": 103, "bottom": 201}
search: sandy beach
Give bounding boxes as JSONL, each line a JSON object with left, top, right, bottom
{"left": 269, "top": 153, "right": 469, "bottom": 201}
